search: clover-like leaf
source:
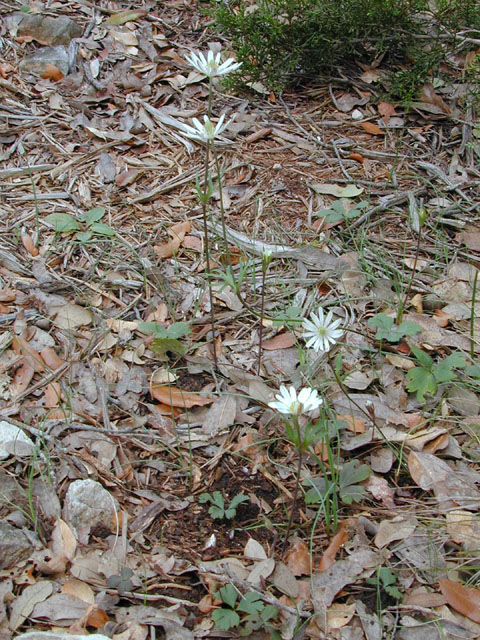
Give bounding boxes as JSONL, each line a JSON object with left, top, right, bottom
{"left": 406, "top": 367, "right": 437, "bottom": 401}
{"left": 212, "top": 607, "right": 240, "bottom": 631}
{"left": 216, "top": 584, "right": 238, "bottom": 608}
{"left": 225, "top": 494, "right": 249, "bottom": 519}
{"left": 434, "top": 352, "right": 467, "bottom": 382}
{"left": 237, "top": 592, "right": 264, "bottom": 615}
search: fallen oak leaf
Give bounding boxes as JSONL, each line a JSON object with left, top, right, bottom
{"left": 150, "top": 383, "right": 214, "bottom": 409}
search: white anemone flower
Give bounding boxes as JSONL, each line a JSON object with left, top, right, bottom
{"left": 269, "top": 385, "right": 322, "bottom": 416}
{"left": 303, "top": 307, "right": 343, "bottom": 353}
{"left": 176, "top": 114, "right": 231, "bottom": 143}
{"left": 185, "top": 49, "right": 242, "bottom": 78}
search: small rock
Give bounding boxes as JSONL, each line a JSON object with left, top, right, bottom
{"left": 7, "top": 12, "right": 82, "bottom": 46}
{"left": 447, "top": 386, "right": 480, "bottom": 416}
{"left": 0, "top": 520, "right": 31, "bottom": 569}
{"left": 19, "top": 46, "right": 69, "bottom": 78}
{"left": 0, "top": 421, "right": 34, "bottom": 459}
{"left": 63, "top": 479, "right": 118, "bottom": 544}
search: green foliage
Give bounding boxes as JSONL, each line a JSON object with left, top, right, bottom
{"left": 210, "top": 0, "right": 480, "bottom": 99}
{"left": 366, "top": 567, "right": 402, "bottom": 600}
{"left": 199, "top": 491, "right": 249, "bottom": 520}
{"left": 211, "top": 0, "right": 429, "bottom": 90}
{"left": 315, "top": 200, "right": 368, "bottom": 225}
{"left": 305, "top": 460, "right": 371, "bottom": 506}
{"left": 212, "top": 584, "right": 278, "bottom": 634}
{"left": 272, "top": 304, "right": 303, "bottom": 327}
{"left": 46, "top": 207, "right": 115, "bottom": 241}
{"left": 406, "top": 345, "right": 467, "bottom": 401}
{"left": 138, "top": 321, "right": 191, "bottom": 357}
{"left": 368, "top": 313, "right": 422, "bottom": 343}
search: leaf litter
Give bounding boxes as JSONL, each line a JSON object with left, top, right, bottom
{"left": 0, "top": 1, "right": 479, "bottom": 639}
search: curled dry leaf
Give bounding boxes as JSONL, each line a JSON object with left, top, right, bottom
{"left": 154, "top": 220, "right": 191, "bottom": 258}
{"left": 21, "top": 233, "right": 39, "bottom": 257}
{"left": 318, "top": 528, "right": 349, "bottom": 572}
{"left": 286, "top": 539, "right": 310, "bottom": 576}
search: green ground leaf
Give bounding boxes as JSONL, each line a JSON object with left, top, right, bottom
{"left": 90, "top": 222, "right": 115, "bottom": 236}
{"left": 406, "top": 367, "right": 437, "bottom": 401}
{"left": 151, "top": 338, "right": 185, "bottom": 357}
{"left": 212, "top": 608, "right": 240, "bottom": 631}
{"left": 216, "top": 584, "right": 238, "bottom": 608}
{"left": 45, "top": 213, "right": 80, "bottom": 233}
{"left": 409, "top": 344, "right": 434, "bottom": 368}
{"left": 368, "top": 313, "right": 422, "bottom": 342}
{"left": 225, "top": 494, "right": 249, "bottom": 519}
{"left": 434, "top": 352, "right": 467, "bottom": 382}
{"left": 76, "top": 231, "right": 93, "bottom": 243}
{"left": 237, "top": 592, "right": 264, "bottom": 615}
{"left": 85, "top": 207, "right": 106, "bottom": 226}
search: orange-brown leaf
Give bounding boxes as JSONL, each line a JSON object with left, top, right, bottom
{"left": 439, "top": 578, "right": 480, "bottom": 623}
{"left": 12, "top": 336, "right": 44, "bottom": 372}
{"left": 11, "top": 363, "right": 35, "bottom": 397}
{"left": 286, "top": 539, "right": 310, "bottom": 576}
{"left": 44, "top": 382, "right": 61, "bottom": 408}
{"left": 349, "top": 152, "right": 364, "bottom": 163}
{"left": 420, "top": 83, "right": 450, "bottom": 114}
{"left": 150, "top": 384, "right": 214, "bottom": 409}
{"left": 40, "top": 346, "right": 65, "bottom": 370}
{"left": 360, "top": 121, "right": 384, "bottom": 135}
{"left": 318, "top": 528, "right": 348, "bottom": 572}
{"left": 41, "top": 64, "right": 64, "bottom": 82}
{"left": 21, "top": 234, "right": 39, "bottom": 256}
{"left": 262, "top": 332, "right": 296, "bottom": 350}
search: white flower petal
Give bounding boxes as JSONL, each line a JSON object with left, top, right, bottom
{"left": 302, "top": 306, "right": 344, "bottom": 353}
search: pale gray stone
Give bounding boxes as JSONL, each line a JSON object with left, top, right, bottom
{"left": 0, "top": 520, "right": 31, "bottom": 569}
{"left": 63, "top": 479, "right": 118, "bottom": 544}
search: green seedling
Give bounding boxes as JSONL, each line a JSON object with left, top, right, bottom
{"left": 315, "top": 200, "right": 368, "bottom": 225}
{"left": 138, "top": 321, "right": 191, "bottom": 357}
{"left": 406, "top": 345, "right": 467, "bottom": 402}
{"left": 305, "top": 460, "right": 371, "bottom": 506}
{"left": 199, "top": 491, "right": 249, "bottom": 520}
{"left": 272, "top": 305, "right": 304, "bottom": 328}
{"left": 212, "top": 584, "right": 278, "bottom": 635}
{"left": 45, "top": 207, "right": 115, "bottom": 242}
{"left": 368, "top": 313, "right": 422, "bottom": 343}
{"left": 366, "top": 567, "right": 402, "bottom": 601}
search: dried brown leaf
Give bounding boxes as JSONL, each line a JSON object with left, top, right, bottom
{"left": 150, "top": 384, "right": 214, "bottom": 409}
{"left": 439, "top": 578, "right": 480, "bottom": 623}
{"left": 318, "top": 528, "right": 348, "bottom": 572}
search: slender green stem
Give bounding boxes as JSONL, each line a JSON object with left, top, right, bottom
{"left": 201, "top": 138, "right": 218, "bottom": 370}
{"left": 212, "top": 144, "right": 232, "bottom": 263}
{"left": 257, "top": 268, "right": 267, "bottom": 375}
{"left": 470, "top": 270, "right": 478, "bottom": 361}
{"left": 282, "top": 416, "right": 303, "bottom": 553}
{"left": 397, "top": 227, "right": 422, "bottom": 324}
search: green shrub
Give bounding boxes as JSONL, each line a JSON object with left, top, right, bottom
{"left": 209, "top": 0, "right": 480, "bottom": 97}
